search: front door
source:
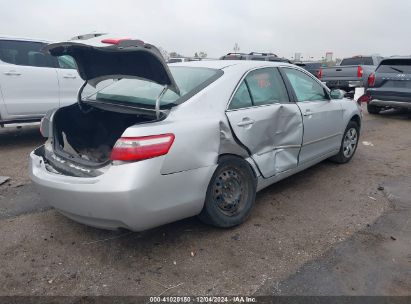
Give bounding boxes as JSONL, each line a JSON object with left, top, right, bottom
{"left": 281, "top": 67, "right": 343, "bottom": 164}
{"left": 0, "top": 40, "right": 59, "bottom": 118}
{"left": 226, "top": 67, "right": 303, "bottom": 178}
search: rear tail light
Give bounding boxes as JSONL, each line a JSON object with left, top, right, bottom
{"left": 357, "top": 66, "right": 363, "bottom": 78}
{"left": 317, "top": 68, "right": 323, "bottom": 79}
{"left": 367, "top": 73, "right": 376, "bottom": 87}
{"left": 357, "top": 93, "right": 372, "bottom": 104}
{"left": 101, "top": 38, "right": 131, "bottom": 45}
{"left": 110, "top": 134, "right": 175, "bottom": 161}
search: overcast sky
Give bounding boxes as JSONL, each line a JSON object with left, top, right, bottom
{"left": 1, "top": 0, "right": 411, "bottom": 59}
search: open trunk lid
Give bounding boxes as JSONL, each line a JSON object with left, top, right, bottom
{"left": 44, "top": 39, "right": 180, "bottom": 94}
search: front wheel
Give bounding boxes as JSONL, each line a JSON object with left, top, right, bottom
{"left": 199, "top": 156, "right": 256, "bottom": 228}
{"left": 330, "top": 121, "right": 360, "bottom": 164}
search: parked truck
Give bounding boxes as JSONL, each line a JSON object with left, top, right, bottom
{"left": 318, "top": 55, "right": 383, "bottom": 93}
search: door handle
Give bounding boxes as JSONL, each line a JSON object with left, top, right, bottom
{"left": 4, "top": 70, "right": 21, "bottom": 76}
{"left": 303, "top": 109, "right": 312, "bottom": 117}
{"left": 237, "top": 118, "right": 255, "bottom": 127}
{"left": 63, "top": 74, "right": 77, "bottom": 79}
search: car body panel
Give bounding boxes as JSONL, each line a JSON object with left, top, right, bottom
{"left": 227, "top": 103, "right": 303, "bottom": 178}
{"left": 30, "top": 58, "right": 362, "bottom": 231}
{"left": 0, "top": 63, "right": 59, "bottom": 116}
{"left": 30, "top": 148, "right": 216, "bottom": 231}
{"left": 296, "top": 99, "right": 343, "bottom": 164}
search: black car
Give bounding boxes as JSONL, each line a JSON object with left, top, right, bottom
{"left": 362, "top": 57, "right": 411, "bottom": 114}
{"left": 294, "top": 62, "right": 323, "bottom": 78}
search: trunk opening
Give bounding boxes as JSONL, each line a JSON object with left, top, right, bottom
{"left": 53, "top": 104, "right": 157, "bottom": 166}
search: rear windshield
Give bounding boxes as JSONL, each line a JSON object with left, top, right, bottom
{"left": 83, "top": 67, "right": 221, "bottom": 108}
{"left": 340, "top": 57, "right": 374, "bottom": 66}
{"left": 377, "top": 59, "right": 411, "bottom": 73}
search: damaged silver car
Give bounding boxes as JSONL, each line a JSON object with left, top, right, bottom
{"left": 30, "top": 37, "right": 362, "bottom": 231}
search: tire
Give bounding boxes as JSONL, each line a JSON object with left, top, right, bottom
{"left": 330, "top": 121, "right": 360, "bottom": 164}
{"left": 367, "top": 103, "right": 381, "bottom": 114}
{"left": 198, "top": 156, "right": 257, "bottom": 228}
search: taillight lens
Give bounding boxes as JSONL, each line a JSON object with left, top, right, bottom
{"left": 357, "top": 93, "right": 372, "bottom": 103}
{"left": 357, "top": 66, "right": 363, "bottom": 78}
{"left": 101, "top": 38, "right": 131, "bottom": 45}
{"left": 367, "top": 73, "right": 376, "bottom": 87}
{"left": 317, "top": 68, "right": 323, "bottom": 79}
{"left": 110, "top": 134, "right": 175, "bottom": 161}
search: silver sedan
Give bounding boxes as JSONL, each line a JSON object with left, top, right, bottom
{"left": 30, "top": 37, "right": 361, "bottom": 231}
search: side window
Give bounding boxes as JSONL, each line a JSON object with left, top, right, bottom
{"left": 229, "top": 81, "right": 253, "bottom": 109}
{"left": 0, "top": 40, "right": 57, "bottom": 68}
{"left": 245, "top": 68, "right": 289, "bottom": 106}
{"left": 283, "top": 68, "right": 328, "bottom": 102}
{"left": 57, "top": 55, "right": 77, "bottom": 69}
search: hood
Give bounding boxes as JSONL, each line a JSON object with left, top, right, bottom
{"left": 44, "top": 39, "right": 180, "bottom": 94}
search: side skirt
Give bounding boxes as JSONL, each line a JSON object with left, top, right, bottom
{"left": 255, "top": 149, "right": 339, "bottom": 192}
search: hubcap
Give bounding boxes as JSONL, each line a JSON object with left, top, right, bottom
{"left": 212, "top": 168, "right": 243, "bottom": 216}
{"left": 343, "top": 127, "right": 358, "bottom": 158}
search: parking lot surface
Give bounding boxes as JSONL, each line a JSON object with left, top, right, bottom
{"left": 0, "top": 109, "right": 410, "bottom": 296}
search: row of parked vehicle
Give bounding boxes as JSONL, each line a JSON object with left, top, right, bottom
{"left": 1, "top": 35, "right": 410, "bottom": 127}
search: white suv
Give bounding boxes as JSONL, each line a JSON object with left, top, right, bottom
{"left": 0, "top": 36, "right": 82, "bottom": 125}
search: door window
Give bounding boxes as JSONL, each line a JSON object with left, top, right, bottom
{"left": 229, "top": 81, "right": 253, "bottom": 109}
{"left": 246, "top": 68, "right": 289, "bottom": 106}
{"left": 228, "top": 68, "right": 288, "bottom": 109}
{"left": 0, "top": 40, "right": 57, "bottom": 68}
{"left": 283, "top": 68, "right": 328, "bottom": 102}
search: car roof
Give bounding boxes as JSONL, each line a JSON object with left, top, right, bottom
{"left": 0, "top": 35, "right": 51, "bottom": 43}
{"left": 169, "top": 60, "right": 295, "bottom": 72}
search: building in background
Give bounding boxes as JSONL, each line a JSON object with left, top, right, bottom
{"left": 325, "top": 52, "right": 333, "bottom": 62}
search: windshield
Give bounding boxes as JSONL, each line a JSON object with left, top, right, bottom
{"left": 83, "top": 67, "right": 220, "bottom": 108}
{"left": 340, "top": 57, "right": 374, "bottom": 66}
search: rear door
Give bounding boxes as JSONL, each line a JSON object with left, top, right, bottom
{"left": 0, "top": 40, "right": 59, "bottom": 118}
{"left": 55, "top": 55, "right": 83, "bottom": 107}
{"left": 226, "top": 67, "right": 303, "bottom": 178}
{"left": 281, "top": 67, "right": 343, "bottom": 164}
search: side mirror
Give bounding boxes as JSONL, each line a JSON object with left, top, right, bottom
{"left": 330, "top": 89, "right": 345, "bottom": 100}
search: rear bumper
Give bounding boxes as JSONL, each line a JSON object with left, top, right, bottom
{"left": 30, "top": 148, "right": 216, "bottom": 231}
{"left": 369, "top": 99, "right": 411, "bottom": 109}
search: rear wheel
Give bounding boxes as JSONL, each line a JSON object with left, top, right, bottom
{"left": 330, "top": 121, "right": 359, "bottom": 164}
{"left": 367, "top": 103, "right": 382, "bottom": 114}
{"left": 199, "top": 156, "right": 256, "bottom": 228}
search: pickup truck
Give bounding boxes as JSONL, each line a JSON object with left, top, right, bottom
{"left": 319, "top": 56, "right": 383, "bottom": 92}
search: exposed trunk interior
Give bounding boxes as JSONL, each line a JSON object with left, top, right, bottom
{"left": 53, "top": 103, "right": 157, "bottom": 165}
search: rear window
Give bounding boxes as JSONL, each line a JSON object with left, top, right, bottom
{"left": 376, "top": 59, "right": 411, "bottom": 73}
{"left": 340, "top": 57, "right": 374, "bottom": 66}
{"left": 84, "top": 67, "right": 221, "bottom": 108}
